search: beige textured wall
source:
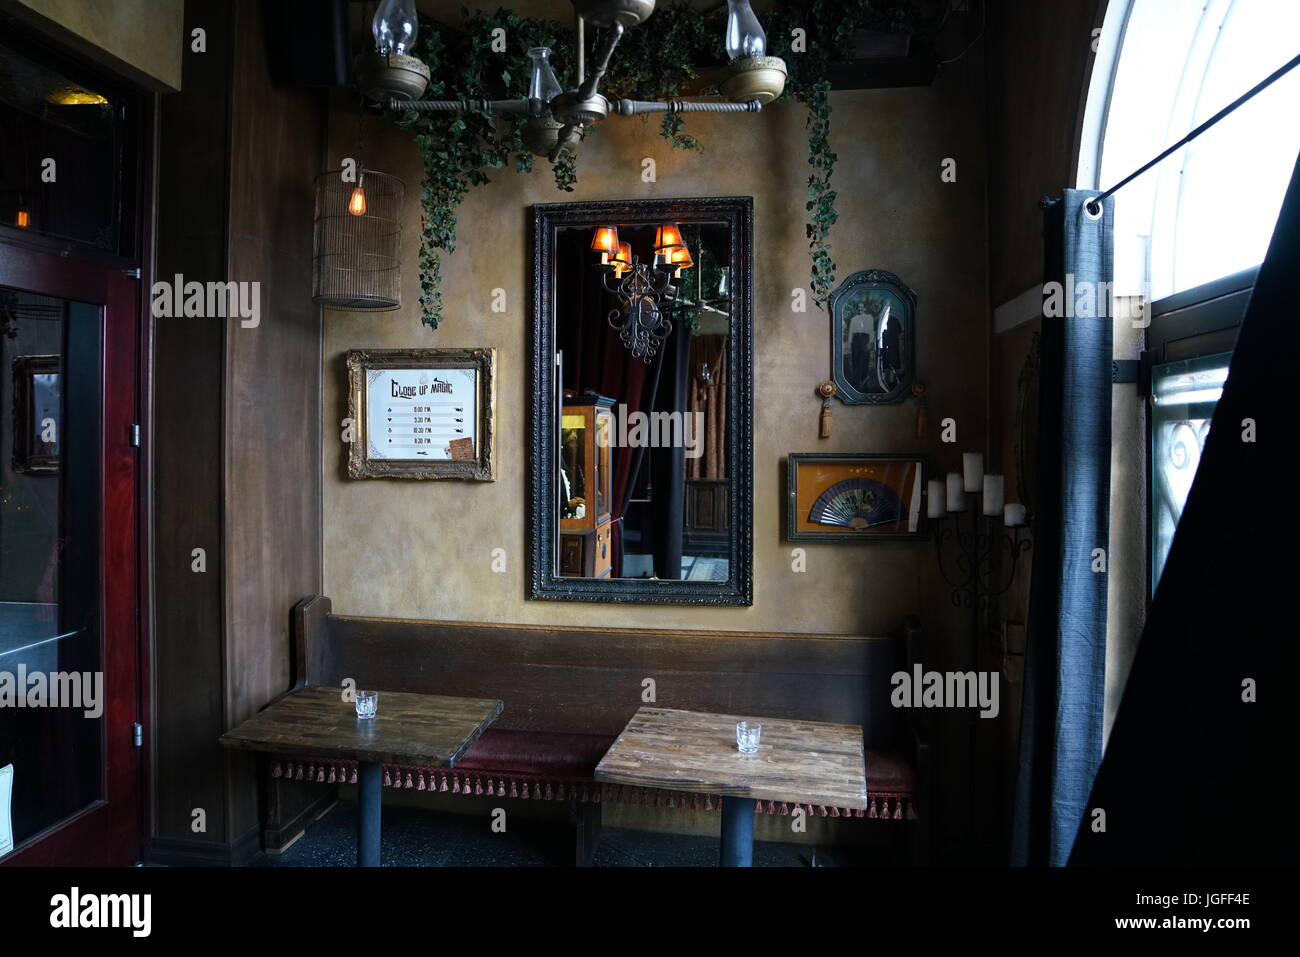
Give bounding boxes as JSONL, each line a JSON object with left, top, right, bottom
{"left": 986, "top": 0, "right": 1103, "bottom": 304}
{"left": 320, "top": 63, "right": 988, "bottom": 637}
{"left": 7, "top": 0, "right": 183, "bottom": 90}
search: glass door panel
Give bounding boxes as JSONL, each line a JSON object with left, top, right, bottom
{"left": 0, "top": 287, "right": 102, "bottom": 850}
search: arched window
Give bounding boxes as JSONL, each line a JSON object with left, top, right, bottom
{"left": 1079, "top": 0, "right": 1300, "bottom": 590}
{"left": 1080, "top": 0, "right": 1300, "bottom": 298}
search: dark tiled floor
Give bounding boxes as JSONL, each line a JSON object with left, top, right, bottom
{"left": 249, "top": 801, "right": 873, "bottom": 867}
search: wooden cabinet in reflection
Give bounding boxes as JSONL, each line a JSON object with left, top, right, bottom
{"left": 684, "top": 477, "right": 730, "bottom": 557}
{"left": 559, "top": 395, "right": 614, "bottom": 578}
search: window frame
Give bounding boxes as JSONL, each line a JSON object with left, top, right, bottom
{"left": 1142, "top": 266, "right": 1253, "bottom": 597}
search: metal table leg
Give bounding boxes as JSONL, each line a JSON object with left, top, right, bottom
{"left": 357, "top": 761, "right": 382, "bottom": 867}
{"left": 720, "top": 796, "right": 755, "bottom": 867}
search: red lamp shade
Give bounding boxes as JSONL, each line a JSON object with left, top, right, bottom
{"left": 668, "top": 243, "right": 693, "bottom": 277}
{"left": 591, "top": 226, "right": 620, "bottom": 263}
{"left": 612, "top": 240, "right": 632, "bottom": 276}
{"left": 653, "top": 222, "right": 685, "bottom": 253}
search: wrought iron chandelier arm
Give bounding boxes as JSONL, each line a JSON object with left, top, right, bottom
{"left": 598, "top": 268, "right": 622, "bottom": 296}
{"left": 646, "top": 265, "right": 674, "bottom": 294}
{"left": 577, "top": 22, "right": 625, "bottom": 102}
{"left": 599, "top": 263, "right": 674, "bottom": 297}
{"left": 550, "top": 22, "right": 627, "bottom": 161}
{"left": 392, "top": 97, "right": 546, "bottom": 116}
{"left": 610, "top": 99, "right": 763, "bottom": 115}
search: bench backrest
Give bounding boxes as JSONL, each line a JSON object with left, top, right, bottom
{"left": 292, "top": 596, "right": 919, "bottom": 747}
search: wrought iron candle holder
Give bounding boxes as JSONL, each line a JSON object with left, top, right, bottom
{"left": 933, "top": 493, "right": 1031, "bottom": 617}
{"left": 931, "top": 487, "right": 1031, "bottom": 850}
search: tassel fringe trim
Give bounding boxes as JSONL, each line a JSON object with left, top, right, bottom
{"left": 266, "top": 758, "right": 917, "bottom": 820}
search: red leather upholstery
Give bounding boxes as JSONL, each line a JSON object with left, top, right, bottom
{"left": 457, "top": 729, "right": 617, "bottom": 781}
{"left": 864, "top": 747, "right": 916, "bottom": 797}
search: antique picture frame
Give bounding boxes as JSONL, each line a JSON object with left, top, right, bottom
{"left": 786, "top": 452, "right": 926, "bottom": 542}
{"left": 346, "top": 348, "right": 495, "bottom": 480}
{"left": 11, "top": 354, "right": 61, "bottom": 475}
{"left": 827, "top": 269, "right": 917, "bottom": 405}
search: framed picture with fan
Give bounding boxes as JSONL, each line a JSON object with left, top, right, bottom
{"left": 786, "top": 453, "right": 926, "bottom": 542}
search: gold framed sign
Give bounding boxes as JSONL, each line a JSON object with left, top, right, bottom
{"left": 346, "top": 348, "right": 495, "bottom": 480}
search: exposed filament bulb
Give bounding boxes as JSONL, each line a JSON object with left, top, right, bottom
{"left": 348, "top": 185, "right": 367, "bottom": 216}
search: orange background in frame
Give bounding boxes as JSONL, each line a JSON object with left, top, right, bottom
{"left": 792, "top": 459, "right": 921, "bottom": 535}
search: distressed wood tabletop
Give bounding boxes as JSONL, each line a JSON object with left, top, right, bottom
{"left": 594, "top": 707, "right": 867, "bottom": 808}
{"left": 220, "top": 686, "right": 503, "bottom": 767}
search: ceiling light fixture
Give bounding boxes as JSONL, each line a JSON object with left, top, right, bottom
{"left": 356, "top": 0, "right": 786, "bottom": 163}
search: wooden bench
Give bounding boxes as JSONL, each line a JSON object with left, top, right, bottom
{"left": 261, "top": 595, "right": 931, "bottom": 864}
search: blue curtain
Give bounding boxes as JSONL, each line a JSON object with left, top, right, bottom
{"left": 1069, "top": 154, "right": 1300, "bottom": 866}
{"left": 1010, "top": 189, "right": 1113, "bottom": 867}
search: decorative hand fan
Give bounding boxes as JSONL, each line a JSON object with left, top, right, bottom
{"left": 807, "top": 478, "right": 902, "bottom": 529}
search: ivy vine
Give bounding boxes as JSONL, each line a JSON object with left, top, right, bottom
{"left": 394, "top": 2, "right": 938, "bottom": 330}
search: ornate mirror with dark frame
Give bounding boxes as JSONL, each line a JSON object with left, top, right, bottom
{"left": 530, "top": 197, "right": 753, "bottom": 605}
{"left": 827, "top": 269, "right": 917, "bottom": 404}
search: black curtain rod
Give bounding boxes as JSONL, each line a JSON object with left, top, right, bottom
{"left": 1087, "top": 51, "right": 1300, "bottom": 215}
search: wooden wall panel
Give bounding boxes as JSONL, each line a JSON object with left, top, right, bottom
{"left": 317, "top": 615, "right": 906, "bottom": 746}
{"left": 151, "top": 0, "right": 234, "bottom": 858}
{"left": 222, "top": 0, "right": 325, "bottom": 847}
{"left": 151, "top": 0, "right": 324, "bottom": 864}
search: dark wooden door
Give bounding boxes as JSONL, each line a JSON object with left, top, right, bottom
{"left": 0, "top": 240, "right": 142, "bottom": 865}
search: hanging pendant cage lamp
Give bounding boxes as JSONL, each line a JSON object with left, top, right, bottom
{"left": 312, "top": 168, "right": 404, "bottom": 310}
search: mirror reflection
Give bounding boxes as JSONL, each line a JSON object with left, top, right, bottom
{"left": 554, "top": 221, "right": 732, "bottom": 582}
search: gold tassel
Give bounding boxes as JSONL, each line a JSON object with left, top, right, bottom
{"left": 911, "top": 380, "right": 928, "bottom": 438}
{"left": 816, "top": 381, "right": 837, "bottom": 438}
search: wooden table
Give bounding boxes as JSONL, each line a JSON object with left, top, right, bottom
{"left": 594, "top": 707, "right": 868, "bottom": 866}
{"left": 221, "top": 686, "right": 503, "bottom": 866}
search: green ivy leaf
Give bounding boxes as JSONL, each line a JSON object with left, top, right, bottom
{"left": 389, "top": 2, "right": 943, "bottom": 326}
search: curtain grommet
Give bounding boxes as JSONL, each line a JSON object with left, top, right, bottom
{"left": 1082, "top": 197, "right": 1104, "bottom": 220}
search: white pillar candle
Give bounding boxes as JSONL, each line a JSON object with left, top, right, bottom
{"left": 1004, "top": 503, "right": 1027, "bottom": 527}
{"left": 945, "top": 472, "right": 966, "bottom": 511}
{"left": 926, "top": 478, "right": 946, "bottom": 519}
{"left": 982, "top": 474, "right": 1004, "bottom": 516}
{"left": 962, "top": 452, "right": 983, "bottom": 493}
